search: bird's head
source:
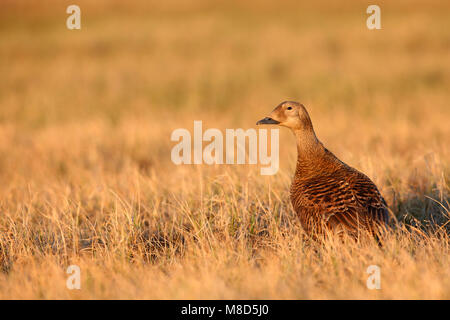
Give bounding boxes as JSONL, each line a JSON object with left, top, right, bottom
{"left": 256, "top": 101, "right": 313, "bottom": 131}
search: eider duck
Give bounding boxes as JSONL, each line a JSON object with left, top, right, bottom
{"left": 257, "top": 101, "right": 388, "bottom": 238}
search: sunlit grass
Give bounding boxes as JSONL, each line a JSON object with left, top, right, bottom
{"left": 0, "top": 0, "right": 449, "bottom": 299}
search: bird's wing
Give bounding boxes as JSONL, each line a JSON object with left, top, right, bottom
{"left": 348, "top": 172, "right": 389, "bottom": 225}
{"left": 293, "top": 171, "right": 388, "bottom": 231}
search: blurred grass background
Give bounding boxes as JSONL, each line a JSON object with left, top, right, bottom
{"left": 1, "top": 0, "right": 449, "bottom": 125}
{"left": 0, "top": 0, "right": 449, "bottom": 299}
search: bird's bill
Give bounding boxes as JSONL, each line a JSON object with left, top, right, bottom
{"left": 256, "top": 117, "right": 280, "bottom": 125}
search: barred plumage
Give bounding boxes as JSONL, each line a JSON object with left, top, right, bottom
{"left": 257, "top": 101, "right": 388, "bottom": 238}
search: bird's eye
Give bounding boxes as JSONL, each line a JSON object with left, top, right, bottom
{"left": 287, "top": 107, "right": 292, "bottom": 110}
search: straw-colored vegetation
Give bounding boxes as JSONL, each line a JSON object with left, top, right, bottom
{"left": 0, "top": 0, "right": 449, "bottom": 299}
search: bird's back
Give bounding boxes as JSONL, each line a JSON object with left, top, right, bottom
{"left": 290, "top": 148, "right": 388, "bottom": 237}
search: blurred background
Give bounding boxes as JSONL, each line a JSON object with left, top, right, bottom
{"left": 2, "top": 0, "right": 449, "bottom": 121}
{"left": 1, "top": 0, "right": 448, "bottom": 203}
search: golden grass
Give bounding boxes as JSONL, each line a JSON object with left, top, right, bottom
{"left": 0, "top": 0, "right": 449, "bottom": 299}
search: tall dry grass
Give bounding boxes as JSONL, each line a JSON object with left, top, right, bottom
{"left": 0, "top": 0, "right": 449, "bottom": 299}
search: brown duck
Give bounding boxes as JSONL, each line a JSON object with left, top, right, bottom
{"left": 257, "top": 101, "right": 388, "bottom": 238}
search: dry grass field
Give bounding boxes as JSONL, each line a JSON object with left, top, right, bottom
{"left": 0, "top": 0, "right": 449, "bottom": 299}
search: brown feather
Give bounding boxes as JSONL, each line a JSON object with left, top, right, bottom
{"left": 257, "top": 101, "right": 389, "bottom": 238}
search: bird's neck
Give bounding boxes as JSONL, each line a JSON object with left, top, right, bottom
{"left": 293, "top": 128, "right": 327, "bottom": 176}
